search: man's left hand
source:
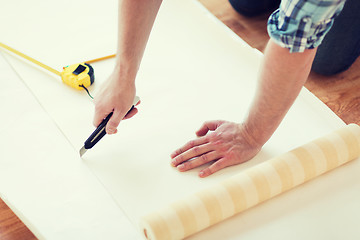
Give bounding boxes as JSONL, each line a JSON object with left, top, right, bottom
{"left": 170, "top": 120, "right": 262, "bottom": 177}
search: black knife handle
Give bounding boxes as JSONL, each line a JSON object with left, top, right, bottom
{"left": 83, "top": 106, "right": 134, "bottom": 150}
{"left": 84, "top": 112, "right": 113, "bottom": 149}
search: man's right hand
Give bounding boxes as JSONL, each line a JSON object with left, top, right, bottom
{"left": 92, "top": 0, "right": 162, "bottom": 134}
{"left": 93, "top": 69, "right": 138, "bottom": 134}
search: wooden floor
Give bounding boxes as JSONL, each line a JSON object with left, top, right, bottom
{"left": 1, "top": 0, "right": 359, "bottom": 239}
{"left": 0, "top": 200, "right": 36, "bottom": 240}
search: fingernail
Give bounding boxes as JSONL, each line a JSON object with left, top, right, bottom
{"left": 171, "top": 160, "right": 177, "bottom": 167}
{"left": 177, "top": 164, "right": 184, "bottom": 171}
{"left": 199, "top": 171, "right": 205, "bottom": 177}
{"left": 108, "top": 129, "right": 117, "bottom": 134}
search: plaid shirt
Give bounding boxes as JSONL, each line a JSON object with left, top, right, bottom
{"left": 268, "top": 0, "right": 346, "bottom": 53}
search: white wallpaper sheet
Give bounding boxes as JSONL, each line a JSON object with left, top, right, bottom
{"left": 1, "top": 0, "right": 359, "bottom": 239}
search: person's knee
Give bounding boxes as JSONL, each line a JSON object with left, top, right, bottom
{"left": 229, "top": 0, "right": 280, "bottom": 17}
{"left": 311, "top": 0, "right": 360, "bottom": 76}
{"left": 311, "top": 61, "right": 348, "bottom": 76}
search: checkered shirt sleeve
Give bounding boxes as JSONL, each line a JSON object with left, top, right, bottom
{"left": 267, "top": 0, "right": 346, "bottom": 53}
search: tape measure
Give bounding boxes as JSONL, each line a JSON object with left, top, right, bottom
{"left": 61, "top": 63, "right": 94, "bottom": 90}
{"left": 0, "top": 42, "right": 114, "bottom": 92}
{"left": 61, "top": 54, "right": 116, "bottom": 90}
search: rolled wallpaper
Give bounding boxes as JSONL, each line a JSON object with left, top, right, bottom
{"left": 140, "top": 124, "right": 360, "bottom": 240}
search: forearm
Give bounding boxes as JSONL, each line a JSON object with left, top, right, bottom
{"left": 93, "top": 0, "right": 162, "bottom": 130}
{"left": 114, "top": 0, "right": 162, "bottom": 82}
{"left": 243, "top": 39, "right": 317, "bottom": 146}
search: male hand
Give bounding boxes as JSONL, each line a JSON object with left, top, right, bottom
{"left": 93, "top": 71, "right": 139, "bottom": 134}
{"left": 170, "top": 120, "right": 262, "bottom": 177}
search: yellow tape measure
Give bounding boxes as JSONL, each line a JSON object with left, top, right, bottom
{"left": 61, "top": 63, "right": 94, "bottom": 89}
{"left": 0, "top": 42, "right": 114, "bottom": 91}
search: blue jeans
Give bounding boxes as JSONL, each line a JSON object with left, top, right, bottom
{"left": 228, "top": 0, "right": 280, "bottom": 17}
{"left": 229, "top": 0, "right": 360, "bottom": 75}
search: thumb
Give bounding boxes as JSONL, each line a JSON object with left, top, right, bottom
{"left": 106, "top": 109, "right": 125, "bottom": 134}
{"left": 196, "top": 120, "right": 222, "bottom": 136}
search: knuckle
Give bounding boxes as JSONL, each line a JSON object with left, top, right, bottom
{"left": 176, "top": 148, "right": 184, "bottom": 155}
{"left": 108, "top": 122, "right": 117, "bottom": 128}
{"left": 203, "top": 168, "right": 212, "bottom": 175}
{"left": 204, "top": 134, "right": 211, "bottom": 142}
{"left": 205, "top": 135, "right": 215, "bottom": 144}
{"left": 94, "top": 103, "right": 104, "bottom": 112}
{"left": 176, "top": 155, "right": 184, "bottom": 164}
{"left": 188, "top": 140, "right": 196, "bottom": 148}
{"left": 207, "top": 132, "right": 219, "bottom": 142}
{"left": 200, "top": 154, "right": 208, "bottom": 163}
{"left": 193, "top": 146, "right": 200, "bottom": 154}
{"left": 203, "top": 120, "right": 211, "bottom": 126}
{"left": 201, "top": 122, "right": 208, "bottom": 129}
{"left": 227, "top": 151, "right": 236, "bottom": 160}
{"left": 214, "top": 160, "right": 224, "bottom": 169}
{"left": 183, "top": 161, "right": 192, "bottom": 169}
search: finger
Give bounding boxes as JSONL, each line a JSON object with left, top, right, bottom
{"left": 106, "top": 109, "right": 125, "bottom": 134}
{"left": 93, "top": 108, "right": 112, "bottom": 127}
{"left": 196, "top": 121, "right": 221, "bottom": 137}
{"left": 170, "top": 137, "right": 208, "bottom": 160}
{"left": 123, "top": 107, "right": 138, "bottom": 120}
{"left": 176, "top": 151, "right": 220, "bottom": 172}
{"left": 171, "top": 142, "right": 213, "bottom": 167}
{"left": 198, "top": 158, "right": 229, "bottom": 178}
